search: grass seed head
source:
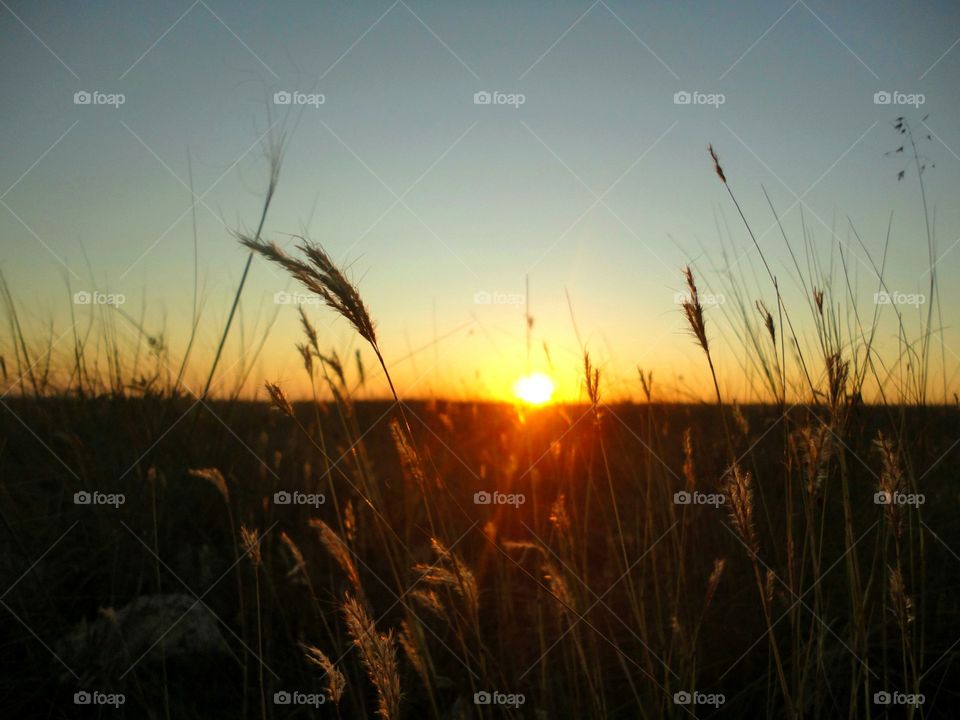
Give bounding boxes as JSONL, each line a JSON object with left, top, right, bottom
{"left": 301, "top": 643, "right": 347, "bottom": 705}
{"left": 756, "top": 299, "right": 775, "bottom": 345}
{"left": 681, "top": 267, "right": 709, "bottom": 353}
{"left": 638, "top": 367, "right": 653, "bottom": 401}
{"left": 341, "top": 594, "right": 401, "bottom": 720}
{"left": 242, "top": 235, "right": 378, "bottom": 346}
{"left": 240, "top": 525, "right": 262, "bottom": 566}
{"left": 874, "top": 432, "right": 905, "bottom": 536}
{"left": 264, "top": 381, "right": 294, "bottom": 418}
{"left": 279, "top": 531, "right": 307, "bottom": 579}
{"left": 188, "top": 467, "right": 229, "bottom": 503}
{"left": 704, "top": 558, "right": 726, "bottom": 609}
{"left": 725, "top": 464, "right": 759, "bottom": 556}
{"left": 298, "top": 305, "right": 320, "bottom": 354}
{"left": 296, "top": 343, "right": 314, "bottom": 376}
{"left": 584, "top": 352, "right": 601, "bottom": 408}
{"left": 709, "top": 144, "right": 727, "bottom": 183}
{"left": 398, "top": 620, "right": 430, "bottom": 691}
{"left": 418, "top": 538, "right": 479, "bottom": 623}
{"left": 311, "top": 519, "right": 364, "bottom": 599}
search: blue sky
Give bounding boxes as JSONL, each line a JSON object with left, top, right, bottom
{"left": 1, "top": 0, "right": 959, "bottom": 400}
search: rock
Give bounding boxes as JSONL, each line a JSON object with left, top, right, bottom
{"left": 56, "top": 593, "right": 230, "bottom": 683}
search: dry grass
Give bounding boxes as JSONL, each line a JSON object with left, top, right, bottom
{"left": 0, "top": 121, "right": 954, "bottom": 720}
{"left": 342, "top": 594, "right": 401, "bottom": 720}
{"left": 240, "top": 235, "right": 377, "bottom": 347}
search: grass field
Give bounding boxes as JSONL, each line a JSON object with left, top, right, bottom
{"left": 2, "top": 132, "right": 958, "bottom": 719}
{"left": 2, "top": 393, "right": 958, "bottom": 718}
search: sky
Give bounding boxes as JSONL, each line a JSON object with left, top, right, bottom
{"left": 1, "top": 0, "right": 959, "bottom": 402}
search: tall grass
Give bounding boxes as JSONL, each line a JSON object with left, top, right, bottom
{"left": 0, "top": 121, "right": 953, "bottom": 720}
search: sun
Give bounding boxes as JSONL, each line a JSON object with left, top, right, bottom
{"left": 513, "top": 372, "right": 555, "bottom": 406}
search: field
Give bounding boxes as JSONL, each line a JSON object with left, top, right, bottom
{"left": 2, "top": 383, "right": 959, "bottom": 718}
{"left": 2, "top": 118, "right": 957, "bottom": 718}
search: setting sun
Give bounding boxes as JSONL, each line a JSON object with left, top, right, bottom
{"left": 5, "top": 3, "right": 960, "bottom": 717}
{"left": 513, "top": 373, "right": 555, "bottom": 405}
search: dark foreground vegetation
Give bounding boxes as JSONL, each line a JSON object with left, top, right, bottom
{"left": 2, "top": 397, "right": 958, "bottom": 718}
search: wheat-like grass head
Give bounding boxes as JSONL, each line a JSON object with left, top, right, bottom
{"left": 241, "top": 235, "right": 377, "bottom": 347}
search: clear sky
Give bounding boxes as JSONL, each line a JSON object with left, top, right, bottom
{"left": 2, "top": 0, "right": 959, "bottom": 401}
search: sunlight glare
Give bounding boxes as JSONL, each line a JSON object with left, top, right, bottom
{"left": 513, "top": 373, "right": 555, "bottom": 405}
